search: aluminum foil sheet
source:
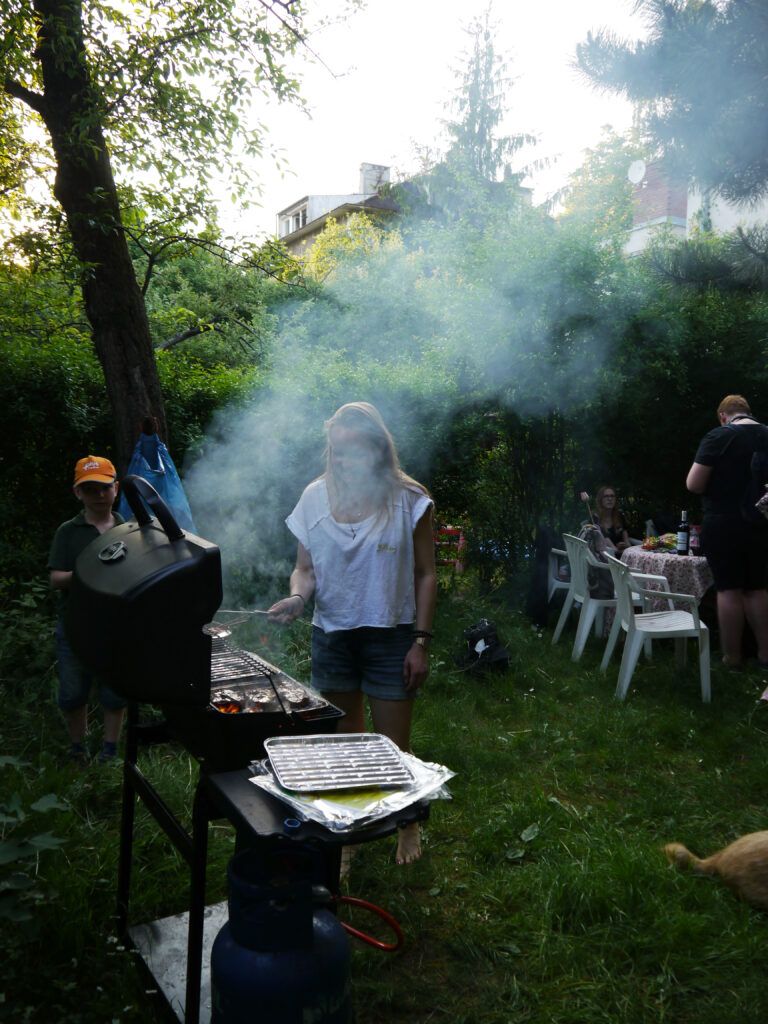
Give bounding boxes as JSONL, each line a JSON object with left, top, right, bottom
{"left": 249, "top": 747, "right": 455, "bottom": 832}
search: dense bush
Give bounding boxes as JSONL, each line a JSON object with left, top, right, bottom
{"left": 0, "top": 320, "right": 257, "bottom": 579}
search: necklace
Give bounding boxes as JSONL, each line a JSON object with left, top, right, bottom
{"left": 347, "top": 505, "right": 371, "bottom": 539}
{"left": 330, "top": 480, "right": 378, "bottom": 536}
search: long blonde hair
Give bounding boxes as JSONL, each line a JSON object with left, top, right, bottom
{"left": 323, "top": 402, "right": 432, "bottom": 514}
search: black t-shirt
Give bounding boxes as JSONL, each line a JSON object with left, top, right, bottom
{"left": 694, "top": 422, "right": 768, "bottom": 516}
{"left": 600, "top": 522, "right": 625, "bottom": 546}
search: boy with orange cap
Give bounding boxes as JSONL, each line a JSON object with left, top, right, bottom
{"left": 48, "top": 456, "right": 127, "bottom": 765}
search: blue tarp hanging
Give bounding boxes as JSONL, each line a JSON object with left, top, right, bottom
{"left": 117, "top": 433, "right": 197, "bottom": 534}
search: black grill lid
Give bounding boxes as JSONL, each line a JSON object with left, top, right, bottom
{"left": 65, "top": 475, "right": 222, "bottom": 706}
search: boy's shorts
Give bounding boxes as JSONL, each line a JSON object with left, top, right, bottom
{"left": 310, "top": 624, "right": 417, "bottom": 701}
{"left": 55, "top": 621, "right": 127, "bottom": 712}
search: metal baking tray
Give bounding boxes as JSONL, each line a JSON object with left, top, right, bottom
{"left": 263, "top": 733, "right": 414, "bottom": 792}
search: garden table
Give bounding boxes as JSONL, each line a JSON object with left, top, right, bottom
{"left": 620, "top": 546, "right": 713, "bottom": 611}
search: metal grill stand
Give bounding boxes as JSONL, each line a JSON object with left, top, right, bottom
{"left": 116, "top": 704, "right": 430, "bottom": 1024}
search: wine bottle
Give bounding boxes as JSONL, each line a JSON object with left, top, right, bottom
{"left": 676, "top": 510, "right": 690, "bottom": 556}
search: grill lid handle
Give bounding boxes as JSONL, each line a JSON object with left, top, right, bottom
{"left": 122, "top": 474, "right": 185, "bottom": 541}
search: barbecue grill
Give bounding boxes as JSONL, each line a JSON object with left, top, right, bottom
{"left": 66, "top": 475, "right": 344, "bottom": 769}
{"left": 164, "top": 636, "right": 344, "bottom": 771}
{"left": 64, "top": 476, "right": 428, "bottom": 1024}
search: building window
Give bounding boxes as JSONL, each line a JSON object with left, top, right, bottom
{"left": 279, "top": 205, "right": 308, "bottom": 237}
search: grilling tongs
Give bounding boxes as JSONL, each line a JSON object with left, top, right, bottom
{"left": 204, "top": 609, "right": 270, "bottom": 639}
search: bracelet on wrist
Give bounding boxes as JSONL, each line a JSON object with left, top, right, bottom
{"left": 412, "top": 629, "right": 433, "bottom": 638}
{"left": 290, "top": 593, "right": 305, "bottom": 609}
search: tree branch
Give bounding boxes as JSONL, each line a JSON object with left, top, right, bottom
{"left": 122, "top": 225, "right": 313, "bottom": 294}
{"left": 736, "top": 227, "right": 768, "bottom": 267}
{"left": 156, "top": 316, "right": 227, "bottom": 350}
{"left": 3, "top": 76, "right": 46, "bottom": 116}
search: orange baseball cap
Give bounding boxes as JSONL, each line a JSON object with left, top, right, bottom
{"left": 74, "top": 455, "right": 117, "bottom": 485}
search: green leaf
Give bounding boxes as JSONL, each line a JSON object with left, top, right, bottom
{"left": 30, "top": 795, "right": 69, "bottom": 813}
{"left": 27, "top": 832, "right": 66, "bottom": 853}
{"left": 520, "top": 823, "right": 540, "bottom": 843}
{"left": 0, "top": 872, "right": 36, "bottom": 893}
{"left": 0, "top": 838, "right": 34, "bottom": 866}
{"left": 498, "top": 942, "right": 522, "bottom": 955}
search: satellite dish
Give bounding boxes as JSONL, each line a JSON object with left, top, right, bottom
{"left": 628, "top": 160, "right": 647, "bottom": 185}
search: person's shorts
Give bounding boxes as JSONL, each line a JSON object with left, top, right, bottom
{"left": 55, "top": 621, "right": 128, "bottom": 712}
{"left": 701, "top": 515, "right": 768, "bottom": 591}
{"left": 310, "top": 624, "right": 417, "bottom": 701}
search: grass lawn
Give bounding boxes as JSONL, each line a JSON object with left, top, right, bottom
{"left": 2, "top": 579, "right": 767, "bottom": 1023}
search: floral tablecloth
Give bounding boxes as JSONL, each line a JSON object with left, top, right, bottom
{"left": 621, "top": 547, "right": 714, "bottom": 611}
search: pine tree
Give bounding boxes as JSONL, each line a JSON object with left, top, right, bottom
{"left": 443, "top": 5, "right": 536, "bottom": 184}
{"left": 576, "top": 0, "right": 768, "bottom": 205}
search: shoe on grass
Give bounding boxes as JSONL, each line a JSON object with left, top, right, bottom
{"left": 98, "top": 751, "right": 122, "bottom": 766}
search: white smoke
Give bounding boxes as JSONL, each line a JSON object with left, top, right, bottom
{"left": 184, "top": 208, "right": 615, "bottom": 605}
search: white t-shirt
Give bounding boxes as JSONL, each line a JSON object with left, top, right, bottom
{"left": 286, "top": 478, "right": 433, "bottom": 633}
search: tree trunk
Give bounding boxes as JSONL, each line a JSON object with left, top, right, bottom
{"left": 33, "top": 0, "right": 166, "bottom": 472}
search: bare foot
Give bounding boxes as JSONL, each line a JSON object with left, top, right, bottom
{"left": 395, "top": 822, "right": 421, "bottom": 865}
{"left": 722, "top": 657, "right": 743, "bottom": 672}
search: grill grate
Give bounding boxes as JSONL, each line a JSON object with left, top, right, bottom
{"left": 264, "top": 734, "right": 414, "bottom": 792}
{"left": 206, "top": 639, "right": 322, "bottom": 715}
{"left": 210, "top": 639, "right": 275, "bottom": 684}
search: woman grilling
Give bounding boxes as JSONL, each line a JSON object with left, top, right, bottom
{"left": 268, "top": 402, "right": 437, "bottom": 866}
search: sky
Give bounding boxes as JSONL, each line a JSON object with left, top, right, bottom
{"left": 216, "top": 0, "right": 649, "bottom": 239}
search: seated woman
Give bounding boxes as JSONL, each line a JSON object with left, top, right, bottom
{"left": 593, "top": 485, "right": 631, "bottom": 554}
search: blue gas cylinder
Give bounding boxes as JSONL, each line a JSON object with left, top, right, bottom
{"left": 210, "top": 846, "right": 351, "bottom": 1024}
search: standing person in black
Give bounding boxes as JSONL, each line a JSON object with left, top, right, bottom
{"left": 686, "top": 395, "right": 768, "bottom": 671}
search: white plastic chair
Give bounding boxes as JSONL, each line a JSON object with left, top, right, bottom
{"left": 598, "top": 554, "right": 675, "bottom": 670}
{"left": 602, "top": 554, "right": 711, "bottom": 702}
{"left": 551, "top": 534, "right": 620, "bottom": 661}
{"left": 553, "top": 534, "right": 668, "bottom": 662}
{"left": 547, "top": 546, "right": 570, "bottom": 603}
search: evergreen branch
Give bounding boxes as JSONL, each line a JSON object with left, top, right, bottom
{"left": 736, "top": 227, "right": 768, "bottom": 268}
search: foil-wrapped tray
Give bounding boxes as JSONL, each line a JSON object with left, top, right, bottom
{"left": 263, "top": 733, "right": 414, "bottom": 792}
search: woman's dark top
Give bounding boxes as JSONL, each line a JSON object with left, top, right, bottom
{"left": 600, "top": 521, "right": 625, "bottom": 546}
{"left": 694, "top": 423, "right": 768, "bottom": 516}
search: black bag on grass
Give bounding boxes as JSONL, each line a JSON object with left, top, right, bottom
{"left": 462, "top": 618, "right": 510, "bottom": 673}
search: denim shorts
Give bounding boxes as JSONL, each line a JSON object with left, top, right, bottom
{"left": 310, "top": 624, "right": 417, "bottom": 701}
{"left": 55, "top": 621, "right": 127, "bottom": 712}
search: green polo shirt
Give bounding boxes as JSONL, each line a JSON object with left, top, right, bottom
{"left": 48, "top": 510, "right": 125, "bottom": 611}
